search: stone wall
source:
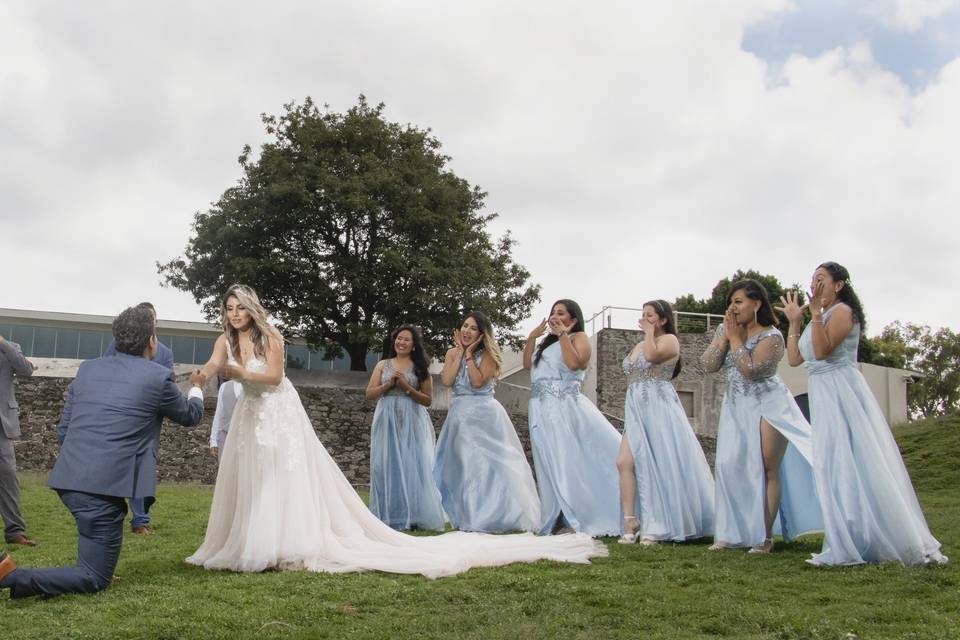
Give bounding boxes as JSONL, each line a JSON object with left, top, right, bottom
{"left": 10, "top": 376, "right": 539, "bottom": 487}
{"left": 595, "top": 328, "right": 723, "bottom": 437}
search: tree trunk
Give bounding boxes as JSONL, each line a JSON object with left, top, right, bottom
{"left": 347, "top": 342, "right": 369, "bottom": 371}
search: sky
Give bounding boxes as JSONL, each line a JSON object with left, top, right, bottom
{"left": 2, "top": 0, "right": 959, "bottom": 338}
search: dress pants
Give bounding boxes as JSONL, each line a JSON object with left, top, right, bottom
{"left": 129, "top": 497, "right": 152, "bottom": 529}
{"left": 0, "top": 432, "right": 27, "bottom": 542}
{"left": 0, "top": 490, "right": 126, "bottom": 598}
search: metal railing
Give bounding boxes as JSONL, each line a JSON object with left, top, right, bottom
{"left": 585, "top": 306, "right": 724, "bottom": 335}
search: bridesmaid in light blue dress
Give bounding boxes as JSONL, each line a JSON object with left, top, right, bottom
{"left": 365, "top": 325, "right": 444, "bottom": 531}
{"left": 701, "top": 279, "right": 822, "bottom": 553}
{"left": 780, "top": 262, "right": 947, "bottom": 566}
{"left": 523, "top": 299, "right": 622, "bottom": 537}
{"left": 433, "top": 312, "right": 540, "bottom": 533}
{"left": 616, "top": 299, "right": 714, "bottom": 545}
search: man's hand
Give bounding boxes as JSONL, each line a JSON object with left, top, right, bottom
{"left": 190, "top": 369, "right": 207, "bottom": 387}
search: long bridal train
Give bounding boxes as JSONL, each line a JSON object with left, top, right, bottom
{"left": 186, "top": 357, "right": 607, "bottom": 578}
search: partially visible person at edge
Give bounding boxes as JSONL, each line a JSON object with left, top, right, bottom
{"left": 209, "top": 379, "right": 242, "bottom": 460}
{"left": 0, "top": 305, "right": 205, "bottom": 598}
{"left": 779, "top": 261, "right": 947, "bottom": 566}
{"left": 0, "top": 331, "right": 37, "bottom": 547}
{"left": 701, "top": 279, "right": 822, "bottom": 554}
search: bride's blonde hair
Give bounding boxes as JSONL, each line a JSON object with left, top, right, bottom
{"left": 221, "top": 284, "right": 282, "bottom": 361}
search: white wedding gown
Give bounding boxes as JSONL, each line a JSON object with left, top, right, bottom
{"left": 186, "top": 356, "right": 607, "bottom": 578}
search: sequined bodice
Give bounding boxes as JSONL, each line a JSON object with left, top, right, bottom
{"left": 381, "top": 359, "right": 421, "bottom": 396}
{"left": 703, "top": 325, "right": 785, "bottom": 401}
{"left": 800, "top": 304, "right": 859, "bottom": 375}
{"left": 622, "top": 345, "right": 680, "bottom": 405}
{"left": 622, "top": 346, "right": 677, "bottom": 384}
{"left": 453, "top": 353, "right": 494, "bottom": 397}
{"left": 530, "top": 341, "right": 584, "bottom": 399}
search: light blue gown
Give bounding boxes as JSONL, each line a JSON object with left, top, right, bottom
{"left": 703, "top": 326, "right": 822, "bottom": 547}
{"left": 623, "top": 349, "right": 715, "bottom": 541}
{"left": 528, "top": 342, "right": 622, "bottom": 536}
{"left": 801, "top": 305, "right": 947, "bottom": 566}
{"left": 433, "top": 354, "right": 541, "bottom": 533}
{"left": 369, "top": 360, "right": 445, "bottom": 531}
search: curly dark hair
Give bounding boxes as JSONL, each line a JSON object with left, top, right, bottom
{"left": 818, "top": 261, "right": 866, "bottom": 330}
{"left": 385, "top": 324, "right": 431, "bottom": 382}
{"left": 644, "top": 299, "right": 682, "bottom": 379}
{"left": 728, "top": 279, "right": 779, "bottom": 327}
{"left": 112, "top": 306, "right": 156, "bottom": 356}
{"left": 534, "top": 299, "right": 585, "bottom": 366}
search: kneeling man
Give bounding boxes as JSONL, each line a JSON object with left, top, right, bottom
{"left": 0, "top": 305, "right": 205, "bottom": 598}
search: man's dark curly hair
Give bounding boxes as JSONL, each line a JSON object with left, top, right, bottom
{"left": 112, "top": 306, "right": 156, "bottom": 356}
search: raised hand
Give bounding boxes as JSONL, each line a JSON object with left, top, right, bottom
{"left": 639, "top": 317, "right": 657, "bottom": 336}
{"left": 452, "top": 329, "right": 464, "bottom": 351}
{"left": 549, "top": 318, "right": 575, "bottom": 336}
{"left": 528, "top": 319, "right": 548, "bottom": 341}
{"left": 210, "top": 447, "right": 219, "bottom": 459}
{"left": 775, "top": 291, "right": 807, "bottom": 324}
{"left": 464, "top": 334, "right": 483, "bottom": 356}
{"left": 723, "top": 307, "right": 746, "bottom": 344}
{"left": 808, "top": 280, "right": 825, "bottom": 314}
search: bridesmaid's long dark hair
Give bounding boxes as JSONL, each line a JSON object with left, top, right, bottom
{"left": 727, "top": 279, "right": 779, "bottom": 327}
{"left": 533, "top": 299, "right": 585, "bottom": 366}
{"left": 645, "top": 299, "right": 682, "bottom": 379}
{"left": 818, "top": 261, "right": 866, "bottom": 331}
{"left": 384, "top": 324, "right": 431, "bottom": 382}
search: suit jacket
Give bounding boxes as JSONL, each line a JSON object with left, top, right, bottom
{"left": 104, "top": 339, "right": 175, "bottom": 370}
{"left": 0, "top": 340, "right": 34, "bottom": 439}
{"left": 49, "top": 353, "right": 203, "bottom": 499}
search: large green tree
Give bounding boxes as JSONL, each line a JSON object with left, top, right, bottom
{"left": 674, "top": 269, "right": 796, "bottom": 316}
{"left": 673, "top": 269, "right": 800, "bottom": 334}
{"left": 870, "top": 322, "right": 960, "bottom": 418}
{"left": 159, "top": 96, "right": 540, "bottom": 370}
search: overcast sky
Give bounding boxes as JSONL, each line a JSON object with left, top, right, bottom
{"left": 2, "top": 0, "right": 958, "bottom": 337}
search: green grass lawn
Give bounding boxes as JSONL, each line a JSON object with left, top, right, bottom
{"left": 2, "top": 417, "right": 958, "bottom": 640}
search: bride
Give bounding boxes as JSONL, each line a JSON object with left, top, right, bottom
{"left": 186, "top": 285, "right": 606, "bottom": 578}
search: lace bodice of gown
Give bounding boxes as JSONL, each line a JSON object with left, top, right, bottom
{"left": 381, "top": 360, "right": 422, "bottom": 396}
{"left": 800, "top": 304, "right": 859, "bottom": 374}
{"left": 530, "top": 341, "right": 584, "bottom": 399}
{"left": 622, "top": 345, "right": 677, "bottom": 383}
{"left": 702, "top": 325, "right": 785, "bottom": 400}
{"left": 451, "top": 353, "right": 494, "bottom": 397}
{"left": 623, "top": 345, "right": 678, "bottom": 404}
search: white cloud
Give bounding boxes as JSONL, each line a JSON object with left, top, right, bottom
{"left": 1, "top": 0, "right": 958, "bottom": 338}
{"left": 862, "top": 0, "right": 959, "bottom": 31}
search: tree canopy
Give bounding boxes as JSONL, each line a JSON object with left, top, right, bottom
{"left": 869, "top": 322, "right": 960, "bottom": 419}
{"left": 159, "top": 96, "right": 540, "bottom": 370}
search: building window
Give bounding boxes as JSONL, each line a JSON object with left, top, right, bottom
{"left": 286, "top": 345, "right": 309, "bottom": 369}
{"left": 33, "top": 327, "right": 57, "bottom": 358}
{"left": 195, "top": 338, "right": 215, "bottom": 365}
{"left": 171, "top": 336, "right": 196, "bottom": 364}
{"left": 56, "top": 329, "right": 80, "bottom": 359}
{"left": 11, "top": 326, "right": 34, "bottom": 355}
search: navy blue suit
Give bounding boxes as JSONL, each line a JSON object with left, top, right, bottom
{"left": 0, "top": 353, "right": 202, "bottom": 598}
{"left": 104, "top": 339, "right": 174, "bottom": 528}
